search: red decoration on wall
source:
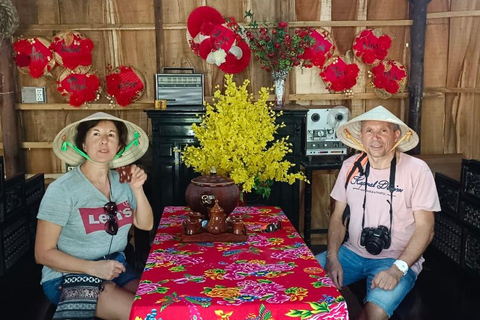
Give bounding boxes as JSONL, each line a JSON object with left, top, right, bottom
{"left": 13, "top": 37, "right": 55, "bottom": 78}
{"left": 370, "top": 59, "right": 407, "bottom": 98}
{"left": 298, "top": 28, "right": 336, "bottom": 69}
{"left": 56, "top": 67, "right": 101, "bottom": 107}
{"left": 186, "top": 6, "right": 250, "bottom": 74}
{"left": 50, "top": 31, "right": 94, "bottom": 69}
{"left": 320, "top": 56, "right": 360, "bottom": 93}
{"left": 352, "top": 29, "right": 392, "bottom": 65}
{"left": 106, "top": 66, "right": 145, "bottom": 107}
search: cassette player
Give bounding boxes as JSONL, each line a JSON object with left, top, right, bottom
{"left": 155, "top": 67, "right": 204, "bottom": 109}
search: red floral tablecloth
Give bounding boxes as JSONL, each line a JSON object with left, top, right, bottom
{"left": 129, "top": 206, "right": 348, "bottom": 320}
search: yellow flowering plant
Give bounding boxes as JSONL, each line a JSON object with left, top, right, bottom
{"left": 181, "top": 74, "right": 307, "bottom": 197}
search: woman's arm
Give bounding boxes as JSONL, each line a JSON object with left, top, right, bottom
{"left": 128, "top": 164, "right": 154, "bottom": 230}
{"left": 35, "top": 220, "right": 126, "bottom": 279}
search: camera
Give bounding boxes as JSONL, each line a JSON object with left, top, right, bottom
{"left": 360, "top": 225, "right": 391, "bottom": 255}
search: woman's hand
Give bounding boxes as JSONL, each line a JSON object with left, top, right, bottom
{"left": 90, "top": 259, "right": 126, "bottom": 281}
{"left": 128, "top": 164, "right": 147, "bottom": 190}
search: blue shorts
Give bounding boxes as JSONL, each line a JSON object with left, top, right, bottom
{"left": 42, "top": 252, "right": 139, "bottom": 305}
{"left": 316, "top": 246, "right": 417, "bottom": 318}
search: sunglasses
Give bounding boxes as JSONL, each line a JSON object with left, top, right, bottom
{"left": 104, "top": 201, "right": 119, "bottom": 235}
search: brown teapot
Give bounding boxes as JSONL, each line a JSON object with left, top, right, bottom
{"left": 206, "top": 200, "right": 227, "bottom": 234}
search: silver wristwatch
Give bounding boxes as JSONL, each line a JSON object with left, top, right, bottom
{"left": 393, "top": 259, "right": 409, "bottom": 276}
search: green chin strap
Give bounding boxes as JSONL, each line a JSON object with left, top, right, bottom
{"left": 113, "top": 131, "right": 140, "bottom": 160}
{"left": 61, "top": 131, "right": 140, "bottom": 164}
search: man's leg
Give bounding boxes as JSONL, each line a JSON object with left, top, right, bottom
{"left": 361, "top": 258, "right": 417, "bottom": 319}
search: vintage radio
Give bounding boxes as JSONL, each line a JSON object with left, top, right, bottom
{"left": 155, "top": 67, "right": 204, "bottom": 109}
{"left": 305, "top": 106, "right": 350, "bottom": 156}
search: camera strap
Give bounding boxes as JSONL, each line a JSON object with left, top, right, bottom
{"left": 361, "top": 153, "right": 397, "bottom": 231}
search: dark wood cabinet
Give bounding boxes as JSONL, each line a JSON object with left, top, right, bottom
{"left": 432, "top": 160, "right": 480, "bottom": 280}
{"left": 146, "top": 105, "right": 307, "bottom": 231}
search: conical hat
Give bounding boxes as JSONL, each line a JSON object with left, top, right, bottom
{"left": 52, "top": 112, "right": 149, "bottom": 168}
{"left": 337, "top": 105, "right": 419, "bottom": 152}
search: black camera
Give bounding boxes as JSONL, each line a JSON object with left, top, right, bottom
{"left": 360, "top": 225, "right": 391, "bottom": 255}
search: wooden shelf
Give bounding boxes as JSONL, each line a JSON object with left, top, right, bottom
{"left": 16, "top": 103, "right": 153, "bottom": 110}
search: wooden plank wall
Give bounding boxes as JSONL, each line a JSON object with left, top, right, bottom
{"left": 2, "top": 0, "right": 480, "bottom": 243}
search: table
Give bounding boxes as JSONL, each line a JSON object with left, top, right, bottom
{"left": 301, "top": 158, "right": 343, "bottom": 248}
{"left": 129, "top": 206, "right": 348, "bottom": 320}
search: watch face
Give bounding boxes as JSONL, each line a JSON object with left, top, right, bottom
{"left": 394, "top": 260, "right": 408, "bottom": 274}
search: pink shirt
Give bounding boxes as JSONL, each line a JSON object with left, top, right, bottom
{"left": 331, "top": 153, "right": 441, "bottom": 275}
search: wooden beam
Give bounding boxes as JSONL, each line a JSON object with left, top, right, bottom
{"left": 17, "top": 24, "right": 156, "bottom": 32}
{"left": 26, "top": 173, "right": 64, "bottom": 180}
{"left": 0, "top": 38, "right": 24, "bottom": 177}
{"left": 427, "top": 10, "right": 480, "bottom": 19}
{"left": 153, "top": 0, "right": 165, "bottom": 73}
{"left": 14, "top": 10, "right": 480, "bottom": 34}
{"left": 408, "top": 0, "right": 429, "bottom": 155}
{"left": 0, "top": 142, "right": 53, "bottom": 149}
{"left": 17, "top": 87, "right": 455, "bottom": 111}
{"left": 16, "top": 103, "right": 154, "bottom": 110}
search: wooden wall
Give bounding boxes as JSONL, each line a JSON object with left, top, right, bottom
{"left": 2, "top": 0, "right": 480, "bottom": 243}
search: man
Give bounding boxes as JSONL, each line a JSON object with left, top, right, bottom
{"left": 316, "top": 106, "right": 440, "bottom": 320}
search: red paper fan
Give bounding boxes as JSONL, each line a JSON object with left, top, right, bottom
{"left": 187, "top": 6, "right": 225, "bottom": 38}
{"left": 371, "top": 59, "right": 407, "bottom": 98}
{"left": 56, "top": 67, "right": 101, "bottom": 107}
{"left": 106, "top": 66, "right": 146, "bottom": 107}
{"left": 352, "top": 29, "right": 392, "bottom": 65}
{"left": 298, "top": 28, "right": 336, "bottom": 69}
{"left": 186, "top": 7, "right": 250, "bottom": 74}
{"left": 50, "top": 30, "right": 94, "bottom": 69}
{"left": 13, "top": 37, "right": 55, "bottom": 78}
{"left": 320, "top": 56, "right": 360, "bottom": 92}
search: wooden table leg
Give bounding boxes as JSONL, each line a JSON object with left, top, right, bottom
{"left": 304, "top": 166, "right": 313, "bottom": 248}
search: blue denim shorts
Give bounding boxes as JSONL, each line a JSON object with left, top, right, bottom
{"left": 316, "top": 246, "right": 417, "bottom": 317}
{"left": 42, "top": 252, "right": 139, "bottom": 305}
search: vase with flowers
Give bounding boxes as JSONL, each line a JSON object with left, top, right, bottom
{"left": 180, "top": 74, "right": 307, "bottom": 202}
{"left": 229, "top": 11, "right": 314, "bottom": 107}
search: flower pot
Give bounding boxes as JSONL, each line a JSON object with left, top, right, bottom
{"left": 185, "top": 172, "right": 240, "bottom": 218}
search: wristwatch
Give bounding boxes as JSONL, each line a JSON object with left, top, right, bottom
{"left": 393, "top": 260, "right": 409, "bottom": 276}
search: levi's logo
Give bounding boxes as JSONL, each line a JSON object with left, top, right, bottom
{"left": 79, "top": 201, "right": 133, "bottom": 234}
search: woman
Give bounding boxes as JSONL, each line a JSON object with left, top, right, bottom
{"left": 35, "top": 112, "right": 153, "bottom": 320}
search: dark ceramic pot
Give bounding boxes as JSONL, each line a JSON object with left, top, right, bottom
{"left": 185, "top": 172, "right": 240, "bottom": 218}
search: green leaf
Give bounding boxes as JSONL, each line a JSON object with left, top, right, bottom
{"left": 286, "top": 309, "right": 304, "bottom": 317}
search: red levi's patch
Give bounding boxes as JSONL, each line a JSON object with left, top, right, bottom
{"left": 79, "top": 201, "right": 134, "bottom": 234}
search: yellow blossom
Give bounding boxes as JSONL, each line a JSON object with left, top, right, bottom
{"left": 181, "top": 74, "right": 307, "bottom": 193}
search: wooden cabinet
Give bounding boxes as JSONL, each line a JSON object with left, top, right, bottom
{"left": 146, "top": 105, "right": 307, "bottom": 230}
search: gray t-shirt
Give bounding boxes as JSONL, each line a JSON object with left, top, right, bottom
{"left": 37, "top": 166, "right": 137, "bottom": 284}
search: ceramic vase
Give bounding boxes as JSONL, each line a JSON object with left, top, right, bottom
{"left": 272, "top": 69, "right": 289, "bottom": 108}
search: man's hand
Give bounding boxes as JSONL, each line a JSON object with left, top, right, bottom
{"left": 326, "top": 255, "right": 343, "bottom": 290}
{"left": 371, "top": 265, "right": 403, "bottom": 290}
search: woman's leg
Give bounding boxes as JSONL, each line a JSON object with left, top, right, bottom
{"left": 122, "top": 278, "right": 140, "bottom": 293}
{"left": 95, "top": 282, "right": 135, "bottom": 320}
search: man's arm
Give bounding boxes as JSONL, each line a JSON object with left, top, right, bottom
{"left": 371, "top": 209, "right": 435, "bottom": 290}
{"left": 325, "top": 200, "right": 348, "bottom": 290}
